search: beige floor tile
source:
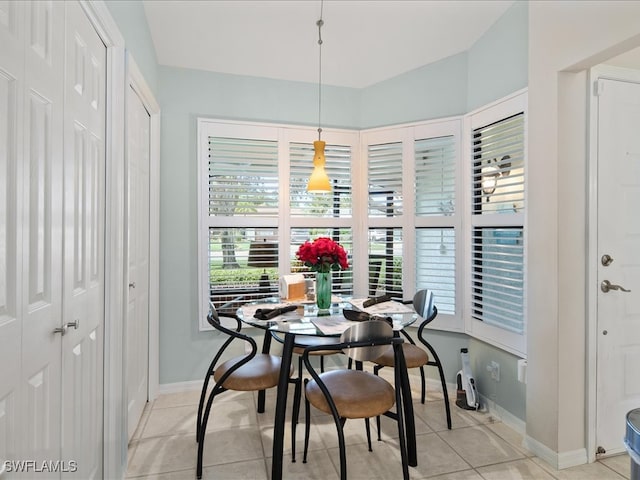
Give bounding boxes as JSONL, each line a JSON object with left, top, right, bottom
{"left": 266, "top": 449, "right": 340, "bottom": 480}
{"left": 426, "top": 469, "right": 484, "bottom": 480}
{"left": 152, "top": 389, "right": 204, "bottom": 409}
{"left": 532, "top": 456, "right": 627, "bottom": 479}
{"left": 325, "top": 441, "right": 413, "bottom": 480}
{"left": 413, "top": 401, "right": 481, "bottom": 432}
{"left": 126, "top": 433, "right": 198, "bottom": 477}
{"left": 402, "top": 432, "right": 470, "bottom": 479}
{"left": 486, "top": 422, "right": 534, "bottom": 457}
{"left": 599, "top": 453, "right": 631, "bottom": 479}
{"left": 128, "top": 391, "right": 625, "bottom": 480}
{"left": 476, "top": 458, "right": 555, "bottom": 479}
{"left": 130, "top": 401, "right": 154, "bottom": 443}
{"left": 438, "top": 425, "right": 525, "bottom": 468}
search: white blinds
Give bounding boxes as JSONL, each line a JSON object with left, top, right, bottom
{"left": 208, "top": 136, "right": 279, "bottom": 217}
{"left": 415, "top": 135, "right": 456, "bottom": 216}
{"left": 471, "top": 227, "right": 524, "bottom": 334}
{"left": 289, "top": 142, "right": 352, "bottom": 218}
{"left": 471, "top": 113, "right": 525, "bottom": 214}
{"left": 368, "top": 142, "right": 403, "bottom": 217}
{"left": 415, "top": 228, "right": 455, "bottom": 315}
{"left": 367, "top": 228, "right": 403, "bottom": 298}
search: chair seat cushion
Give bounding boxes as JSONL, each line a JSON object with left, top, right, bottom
{"left": 214, "top": 354, "right": 291, "bottom": 391}
{"left": 373, "top": 343, "right": 428, "bottom": 369}
{"left": 305, "top": 370, "right": 395, "bottom": 418}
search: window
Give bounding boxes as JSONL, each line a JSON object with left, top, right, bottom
{"left": 198, "top": 90, "right": 526, "bottom": 351}
{"left": 362, "top": 119, "right": 462, "bottom": 330}
{"left": 414, "top": 127, "right": 460, "bottom": 318}
{"left": 198, "top": 120, "right": 357, "bottom": 328}
{"left": 465, "top": 91, "right": 527, "bottom": 355}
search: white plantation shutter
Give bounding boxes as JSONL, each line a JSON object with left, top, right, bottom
{"left": 471, "top": 227, "right": 524, "bottom": 334}
{"left": 471, "top": 113, "right": 525, "bottom": 213}
{"left": 468, "top": 92, "right": 527, "bottom": 352}
{"left": 208, "top": 136, "right": 279, "bottom": 217}
{"left": 368, "top": 142, "right": 403, "bottom": 217}
{"left": 415, "top": 136, "right": 456, "bottom": 216}
{"left": 290, "top": 142, "right": 353, "bottom": 218}
{"left": 367, "top": 228, "right": 403, "bottom": 298}
{"left": 416, "top": 228, "right": 455, "bottom": 315}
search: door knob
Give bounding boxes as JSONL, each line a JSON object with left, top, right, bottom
{"left": 53, "top": 320, "right": 80, "bottom": 336}
{"left": 601, "top": 254, "right": 614, "bottom": 267}
{"left": 601, "top": 280, "right": 631, "bottom": 293}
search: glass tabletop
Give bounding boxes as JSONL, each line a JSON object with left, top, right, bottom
{"left": 237, "top": 297, "right": 418, "bottom": 337}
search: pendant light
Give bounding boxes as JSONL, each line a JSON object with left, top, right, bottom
{"left": 307, "top": 2, "right": 331, "bottom": 193}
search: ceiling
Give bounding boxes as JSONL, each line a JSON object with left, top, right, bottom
{"left": 142, "top": 0, "right": 516, "bottom": 88}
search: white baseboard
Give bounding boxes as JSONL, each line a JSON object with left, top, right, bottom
{"left": 158, "top": 380, "right": 202, "bottom": 394}
{"left": 479, "top": 394, "right": 526, "bottom": 435}
{"left": 523, "top": 433, "right": 588, "bottom": 470}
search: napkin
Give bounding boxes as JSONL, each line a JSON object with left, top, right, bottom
{"left": 362, "top": 294, "right": 392, "bottom": 308}
{"left": 253, "top": 305, "right": 298, "bottom": 320}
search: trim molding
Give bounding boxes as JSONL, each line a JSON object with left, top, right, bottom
{"left": 523, "top": 435, "right": 588, "bottom": 470}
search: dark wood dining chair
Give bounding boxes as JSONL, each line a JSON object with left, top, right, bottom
{"left": 301, "top": 320, "right": 410, "bottom": 480}
{"left": 372, "top": 289, "right": 452, "bottom": 431}
{"left": 195, "top": 302, "right": 294, "bottom": 479}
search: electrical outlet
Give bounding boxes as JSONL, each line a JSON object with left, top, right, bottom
{"left": 486, "top": 361, "right": 500, "bottom": 381}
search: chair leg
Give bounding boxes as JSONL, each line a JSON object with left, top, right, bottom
{"left": 373, "top": 365, "right": 383, "bottom": 441}
{"left": 291, "top": 357, "right": 303, "bottom": 463}
{"left": 435, "top": 360, "right": 452, "bottom": 429}
{"left": 196, "top": 385, "right": 219, "bottom": 479}
{"left": 303, "top": 379, "right": 311, "bottom": 464}
{"left": 419, "top": 365, "right": 426, "bottom": 404}
{"left": 196, "top": 363, "right": 215, "bottom": 442}
{"left": 365, "top": 418, "right": 373, "bottom": 451}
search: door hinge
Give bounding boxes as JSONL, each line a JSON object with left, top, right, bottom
{"left": 594, "top": 79, "right": 605, "bottom": 97}
{"left": 596, "top": 445, "right": 606, "bottom": 455}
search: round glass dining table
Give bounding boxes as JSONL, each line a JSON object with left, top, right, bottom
{"left": 236, "top": 297, "right": 419, "bottom": 480}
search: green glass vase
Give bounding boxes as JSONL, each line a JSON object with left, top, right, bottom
{"left": 315, "top": 271, "right": 332, "bottom": 311}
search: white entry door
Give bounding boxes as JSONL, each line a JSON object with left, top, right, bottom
{"left": 126, "top": 83, "right": 151, "bottom": 440}
{"left": 596, "top": 77, "right": 640, "bottom": 455}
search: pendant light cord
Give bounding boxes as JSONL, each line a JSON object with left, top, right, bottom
{"left": 317, "top": 1, "right": 324, "bottom": 140}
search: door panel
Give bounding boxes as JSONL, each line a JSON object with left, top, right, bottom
{"left": 0, "top": 0, "right": 24, "bottom": 468}
{"left": 596, "top": 78, "right": 640, "bottom": 454}
{"left": 21, "top": 0, "right": 65, "bottom": 468}
{"left": 126, "top": 84, "right": 151, "bottom": 440}
{"left": 60, "top": 2, "right": 105, "bottom": 478}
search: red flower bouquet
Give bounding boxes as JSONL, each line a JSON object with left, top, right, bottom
{"left": 296, "top": 237, "right": 349, "bottom": 273}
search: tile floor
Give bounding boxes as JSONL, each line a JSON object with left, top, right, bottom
{"left": 126, "top": 375, "right": 631, "bottom": 480}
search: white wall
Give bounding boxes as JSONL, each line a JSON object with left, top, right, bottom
{"left": 527, "top": 0, "right": 640, "bottom": 466}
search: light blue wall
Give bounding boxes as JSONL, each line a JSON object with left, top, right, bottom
{"left": 359, "top": 53, "right": 468, "bottom": 128}
{"left": 104, "top": 0, "right": 159, "bottom": 93}
{"left": 467, "top": 0, "right": 528, "bottom": 111}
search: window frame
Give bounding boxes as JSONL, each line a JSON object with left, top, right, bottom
{"left": 463, "top": 89, "right": 528, "bottom": 356}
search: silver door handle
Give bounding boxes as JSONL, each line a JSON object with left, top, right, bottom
{"left": 53, "top": 320, "right": 80, "bottom": 336}
{"left": 601, "top": 280, "right": 631, "bottom": 293}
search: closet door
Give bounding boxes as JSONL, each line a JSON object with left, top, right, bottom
{"left": 60, "top": 2, "right": 106, "bottom": 478}
{"left": 0, "top": 2, "right": 106, "bottom": 477}
{"left": 1, "top": 0, "right": 66, "bottom": 469}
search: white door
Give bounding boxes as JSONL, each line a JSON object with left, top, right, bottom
{"left": 60, "top": 2, "right": 106, "bottom": 477}
{"left": 0, "top": 1, "right": 106, "bottom": 477}
{"left": 596, "top": 77, "right": 640, "bottom": 455}
{"left": 1, "top": 0, "right": 66, "bottom": 471}
{"left": 126, "top": 83, "right": 151, "bottom": 440}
